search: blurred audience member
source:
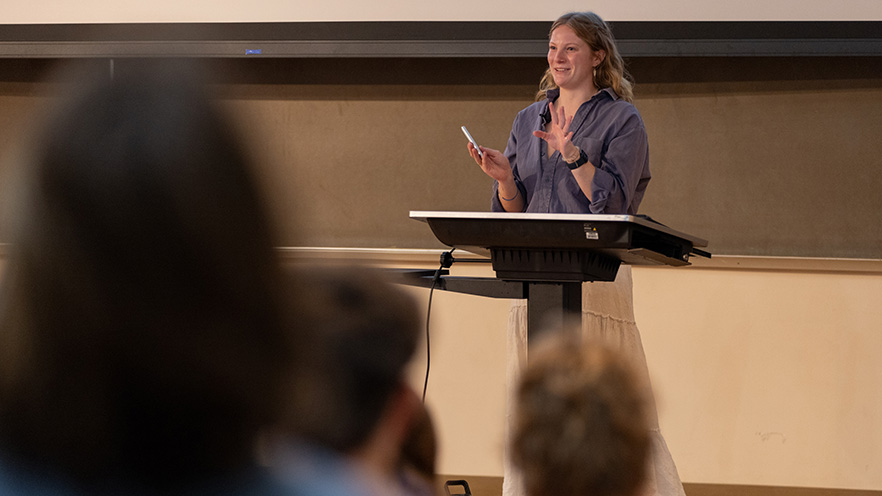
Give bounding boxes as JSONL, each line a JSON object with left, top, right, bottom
{"left": 398, "top": 401, "right": 438, "bottom": 496}
{"left": 512, "top": 333, "right": 651, "bottom": 496}
{"left": 0, "top": 60, "right": 291, "bottom": 495}
{"left": 272, "top": 265, "right": 427, "bottom": 496}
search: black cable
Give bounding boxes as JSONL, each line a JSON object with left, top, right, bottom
{"left": 422, "top": 247, "right": 455, "bottom": 403}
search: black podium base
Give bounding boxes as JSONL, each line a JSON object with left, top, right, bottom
{"left": 491, "top": 248, "right": 621, "bottom": 282}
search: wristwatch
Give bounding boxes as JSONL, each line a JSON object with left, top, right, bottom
{"left": 565, "top": 148, "right": 589, "bottom": 170}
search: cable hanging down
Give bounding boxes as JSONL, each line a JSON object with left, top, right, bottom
{"left": 422, "top": 247, "right": 455, "bottom": 403}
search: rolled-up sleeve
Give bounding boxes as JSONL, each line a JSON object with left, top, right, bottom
{"left": 589, "top": 111, "right": 650, "bottom": 215}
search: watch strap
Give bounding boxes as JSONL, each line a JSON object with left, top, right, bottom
{"left": 566, "top": 148, "right": 589, "bottom": 170}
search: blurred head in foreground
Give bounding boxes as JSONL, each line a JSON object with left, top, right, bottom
{"left": 0, "top": 60, "right": 289, "bottom": 491}
{"left": 279, "top": 264, "right": 426, "bottom": 491}
{"left": 512, "top": 333, "right": 651, "bottom": 496}
{"left": 397, "top": 400, "right": 438, "bottom": 496}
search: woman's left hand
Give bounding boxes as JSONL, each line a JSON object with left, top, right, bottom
{"left": 532, "top": 100, "right": 578, "bottom": 161}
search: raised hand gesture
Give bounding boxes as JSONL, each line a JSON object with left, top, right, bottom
{"left": 532, "top": 100, "right": 577, "bottom": 160}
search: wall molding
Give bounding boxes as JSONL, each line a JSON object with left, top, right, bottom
{"left": 277, "top": 247, "right": 882, "bottom": 274}
{"left": 3, "top": 244, "right": 879, "bottom": 274}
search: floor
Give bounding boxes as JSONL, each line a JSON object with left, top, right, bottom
{"left": 436, "top": 476, "right": 882, "bottom": 496}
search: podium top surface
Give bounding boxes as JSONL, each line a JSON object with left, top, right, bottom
{"left": 411, "top": 211, "right": 708, "bottom": 245}
{"left": 409, "top": 210, "right": 710, "bottom": 267}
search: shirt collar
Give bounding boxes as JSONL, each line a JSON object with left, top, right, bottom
{"left": 541, "top": 87, "right": 618, "bottom": 124}
{"left": 545, "top": 86, "right": 619, "bottom": 102}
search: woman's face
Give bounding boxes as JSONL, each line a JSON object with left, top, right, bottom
{"left": 547, "top": 25, "right": 604, "bottom": 91}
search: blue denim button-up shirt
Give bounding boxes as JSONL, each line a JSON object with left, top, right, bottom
{"left": 491, "top": 88, "right": 650, "bottom": 215}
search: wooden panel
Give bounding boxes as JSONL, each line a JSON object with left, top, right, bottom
{"left": 219, "top": 57, "right": 882, "bottom": 257}
{"left": 0, "top": 56, "right": 880, "bottom": 258}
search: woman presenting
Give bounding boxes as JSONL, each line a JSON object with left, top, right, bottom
{"left": 468, "top": 12, "right": 685, "bottom": 496}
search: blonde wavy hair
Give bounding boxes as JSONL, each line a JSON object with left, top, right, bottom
{"left": 512, "top": 335, "right": 651, "bottom": 496}
{"left": 536, "top": 12, "right": 634, "bottom": 103}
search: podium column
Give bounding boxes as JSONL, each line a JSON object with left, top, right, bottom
{"left": 525, "top": 281, "right": 582, "bottom": 343}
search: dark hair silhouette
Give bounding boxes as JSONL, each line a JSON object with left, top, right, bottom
{"left": 0, "top": 60, "right": 289, "bottom": 491}
{"left": 281, "top": 265, "right": 420, "bottom": 453}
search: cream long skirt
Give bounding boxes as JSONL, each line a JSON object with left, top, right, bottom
{"left": 502, "top": 265, "right": 686, "bottom": 496}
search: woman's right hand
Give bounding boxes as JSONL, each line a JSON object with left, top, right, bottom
{"left": 468, "top": 143, "right": 523, "bottom": 211}
{"left": 467, "top": 143, "right": 513, "bottom": 183}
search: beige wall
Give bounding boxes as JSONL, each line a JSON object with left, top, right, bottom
{"left": 636, "top": 264, "right": 882, "bottom": 490}
{"left": 397, "top": 258, "right": 882, "bottom": 491}
{"left": 3, "top": 245, "right": 880, "bottom": 490}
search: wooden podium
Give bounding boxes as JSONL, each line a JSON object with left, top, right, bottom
{"left": 401, "top": 211, "right": 710, "bottom": 343}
